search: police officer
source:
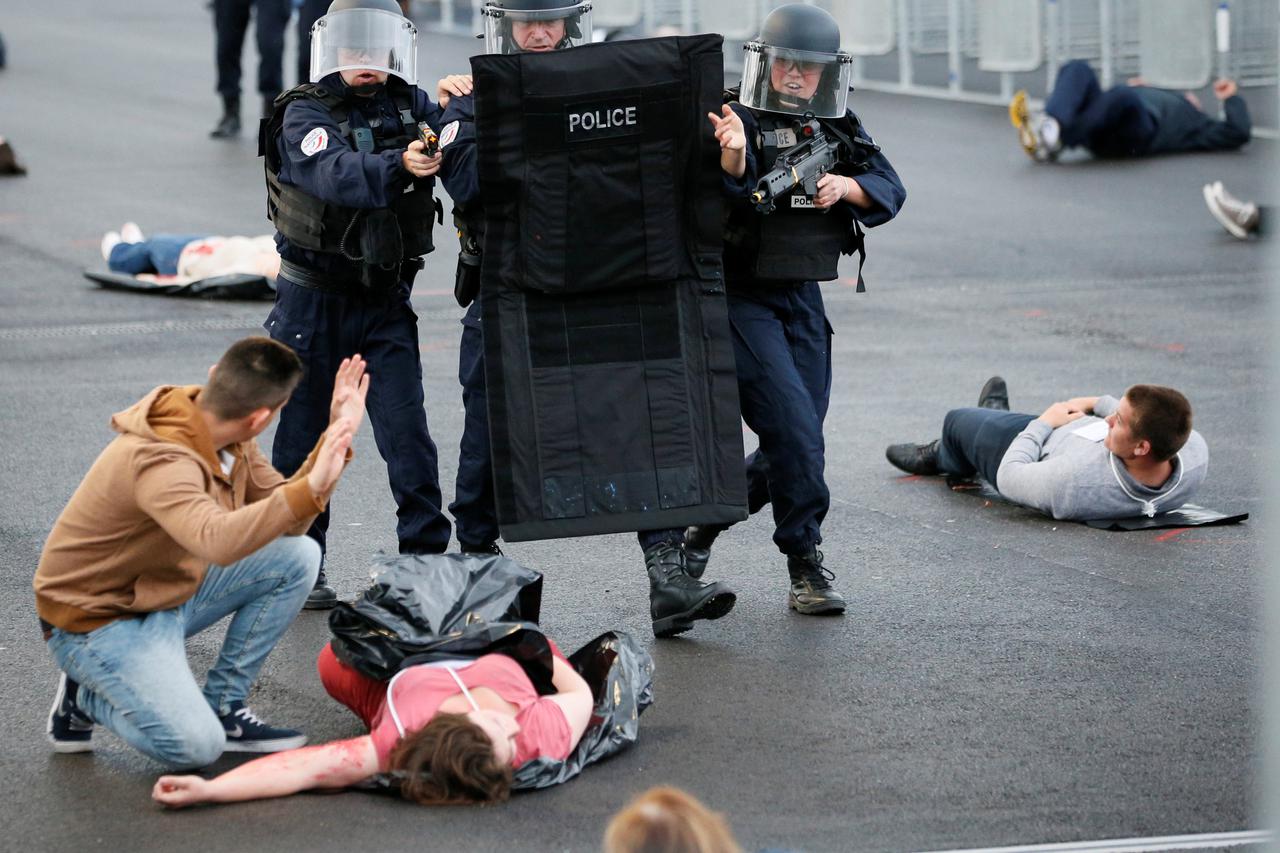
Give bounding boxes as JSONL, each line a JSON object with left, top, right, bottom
{"left": 436, "top": 1, "right": 738, "bottom": 638}
{"left": 690, "top": 4, "right": 906, "bottom": 615}
{"left": 262, "top": 0, "right": 453, "bottom": 608}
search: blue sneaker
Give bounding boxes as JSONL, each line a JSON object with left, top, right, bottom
{"left": 47, "top": 672, "right": 94, "bottom": 753}
{"left": 219, "top": 702, "right": 308, "bottom": 753}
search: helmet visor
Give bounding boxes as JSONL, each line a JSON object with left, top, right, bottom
{"left": 310, "top": 8, "right": 418, "bottom": 85}
{"left": 738, "top": 43, "right": 852, "bottom": 118}
{"left": 482, "top": 2, "right": 593, "bottom": 54}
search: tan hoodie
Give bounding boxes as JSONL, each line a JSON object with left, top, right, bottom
{"left": 34, "top": 385, "right": 332, "bottom": 633}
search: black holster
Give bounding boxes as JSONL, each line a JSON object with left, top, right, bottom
{"left": 454, "top": 248, "right": 481, "bottom": 307}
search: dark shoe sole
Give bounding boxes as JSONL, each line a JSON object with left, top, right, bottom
{"left": 652, "top": 590, "right": 737, "bottom": 638}
{"left": 977, "top": 375, "right": 1010, "bottom": 411}
{"left": 303, "top": 589, "right": 338, "bottom": 611}
{"left": 789, "top": 595, "right": 847, "bottom": 616}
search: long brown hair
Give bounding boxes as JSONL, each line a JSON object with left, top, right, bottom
{"left": 387, "top": 712, "right": 514, "bottom": 805}
{"left": 603, "top": 786, "right": 744, "bottom": 853}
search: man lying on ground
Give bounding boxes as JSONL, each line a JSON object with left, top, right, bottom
{"left": 36, "top": 337, "right": 367, "bottom": 767}
{"left": 885, "top": 377, "right": 1207, "bottom": 521}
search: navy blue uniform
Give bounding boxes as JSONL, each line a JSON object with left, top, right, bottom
{"left": 214, "top": 0, "right": 291, "bottom": 100}
{"left": 265, "top": 74, "right": 454, "bottom": 556}
{"left": 725, "top": 103, "right": 906, "bottom": 556}
{"left": 1047, "top": 60, "right": 1251, "bottom": 158}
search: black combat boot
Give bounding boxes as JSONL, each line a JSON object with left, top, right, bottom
{"left": 645, "top": 541, "right": 736, "bottom": 638}
{"left": 304, "top": 563, "right": 337, "bottom": 610}
{"left": 977, "top": 375, "right": 1009, "bottom": 410}
{"left": 460, "top": 542, "right": 503, "bottom": 556}
{"left": 682, "top": 524, "right": 724, "bottom": 579}
{"left": 785, "top": 549, "right": 847, "bottom": 615}
{"left": 210, "top": 95, "right": 241, "bottom": 139}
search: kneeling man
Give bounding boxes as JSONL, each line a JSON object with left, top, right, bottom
{"left": 885, "top": 378, "right": 1207, "bottom": 521}
{"left": 35, "top": 337, "right": 367, "bottom": 767}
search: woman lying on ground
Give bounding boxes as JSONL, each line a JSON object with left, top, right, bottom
{"left": 152, "top": 640, "right": 595, "bottom": 808}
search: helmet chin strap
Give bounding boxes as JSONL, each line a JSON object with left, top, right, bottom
{"left": 347, "top": 81, "right": 385, "bottom": 98}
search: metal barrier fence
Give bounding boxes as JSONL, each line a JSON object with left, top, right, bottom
{"left": 414, "top": 0, "right": 1279, "bottom": 134}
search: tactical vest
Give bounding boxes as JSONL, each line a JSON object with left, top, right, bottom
{"left": 725, "top": 99, "right": 870, "bottom": 286}
{"left": 259, "top": 81, "right": 439, "bottom": 262}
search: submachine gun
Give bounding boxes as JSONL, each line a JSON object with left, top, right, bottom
{"left": 750, "top": 119, "right": 880, "bottom": 214}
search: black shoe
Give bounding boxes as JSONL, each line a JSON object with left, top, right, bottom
{"left": 786, "top": 550, "right": 847, "bottom": 615}
{"left": 885, "top": 439, "right": 941, "bottom": 476}
{"left": 460, "top": 542, "right": 503, "bottom": 556}
{"left": 210, "top": 95, "right": 240, "bottom": 139}
{"left": 645, "top": 541, "right": 736, "bottom": 638}
{"left": 304, "top": 566, "right": 337, "bottom": 610}
{"left": 219, "top": 702, "right": 307, "bottom": 753}
{"left": 47, "top": 672, "right": 94, "bottom": 754}
{"left": 978, "top": 375, "right": 1009, "bottom": 410}
{"left": 682, "top": 525, "right": 724, "bottom": 580}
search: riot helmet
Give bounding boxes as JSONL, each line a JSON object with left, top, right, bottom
{"left": 481, "top": 0, "right": 593, "bottom": 54}
{"left": 310, "top": 0, "right": 418, "bottom": 85}
{"left": 738, "top": 4, "right": 852, "bottom": 118}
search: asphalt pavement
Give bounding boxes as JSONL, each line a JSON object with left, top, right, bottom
{"left": 0, "top": 3, "right": 1274, "bottom": 852}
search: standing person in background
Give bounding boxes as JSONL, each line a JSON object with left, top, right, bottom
{"left": 688, "top": 4, "right": 906, "bottom": 616}
{"left": 212, "top": 0, "right": 293, "bottom": 138}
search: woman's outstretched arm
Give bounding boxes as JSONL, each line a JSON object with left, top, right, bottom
{"left": 152, "top": 735, "right": 381, "bottom": 809}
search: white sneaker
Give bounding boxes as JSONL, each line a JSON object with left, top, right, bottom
{"left": 1009, "top": 90, "right": 1061, "bottom": 162}
{"left": 1203, "top": 182, "right": 1259, "bottom": 240}
{"left": 100, "top": 231, "right": 121, "bottom": 261}
{"left": 120, "top": 221, "right": 144, "bottom": 244}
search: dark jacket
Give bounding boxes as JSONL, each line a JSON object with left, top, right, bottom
{"left": 1136, "top": 89, "right": 1251, "bottom": 155}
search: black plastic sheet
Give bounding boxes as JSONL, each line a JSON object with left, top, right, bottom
{"left": 84, "top": 269, "right": 275, "bottom": 300}
{"left": 333, "top": 553, "right": 654, "bottom": 793}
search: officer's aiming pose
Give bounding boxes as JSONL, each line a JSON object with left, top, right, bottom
{"left": 261, "top": 0, "right": 453, "bottom": 608}
{"left": 692, "top": 4, "right": 906, "bottom": 615}
{"left": 436, "top": 1, "right": 738, "bottom": 638}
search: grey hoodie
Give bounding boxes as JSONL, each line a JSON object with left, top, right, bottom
{"left": 995, "top": 395, "right": 1208, "bottom": 521}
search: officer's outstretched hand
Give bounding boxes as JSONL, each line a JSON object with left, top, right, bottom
{"left": 402, "top": 140, "right": 442, "bottom": 178}
{"left": 436, "top": 73, "right": 473, "bottom": 108}
{"left": 708, "top": 104, "right": 745, "bottom": 151}
{"left": 328, "top": 355, "right": 370, "bottom": 431}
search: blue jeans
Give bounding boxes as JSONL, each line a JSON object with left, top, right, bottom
{"left": 1045, "top": 60, "right": 1156, "bottom": 157}
{"left": 938, "top": 408, "right": 1037, "bottom": 487}
{"left": 107, "top": 234, "right": 205, "bottom": 276}
{"left": 46, "top": 536, "right": 320, "bottom": 768}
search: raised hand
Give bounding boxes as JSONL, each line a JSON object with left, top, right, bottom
{"left": 707, "top": 104, "right": 745, "bottom": 151}
{"left": 308, "top": 419, "right": 355, "bottom": 496}
{"left": 328, "top": 355, "right": 370, "bottom": 431}
{"left": 436, "top": 73, "right": 473, "bottom": 108}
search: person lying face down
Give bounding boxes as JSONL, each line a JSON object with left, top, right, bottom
{"left": 151, "top": 641, "right": 595, "bottom": 807}
{"left": 885, "top": 379, "right": 1208, "bottom": 522}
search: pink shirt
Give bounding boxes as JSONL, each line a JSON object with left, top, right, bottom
{"left": 369, "top": 654, "right": 573, "bottom": 768}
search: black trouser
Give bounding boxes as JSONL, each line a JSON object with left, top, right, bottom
{"left": 214, "top": 0, "right": 291, "bottom": 99}
{"left": 266, "top": 275, "right": 452, "bottom": 555}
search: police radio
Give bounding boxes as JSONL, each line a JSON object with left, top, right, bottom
{"left": 417, "top": 122, "right": 440, "bottom": 156}
{"left": 750, "top": 120, "right": 839, "bottom": 214}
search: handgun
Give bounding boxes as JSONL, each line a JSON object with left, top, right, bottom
{"left": 417, "top": 122, "right": 440, "bottom": 157}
